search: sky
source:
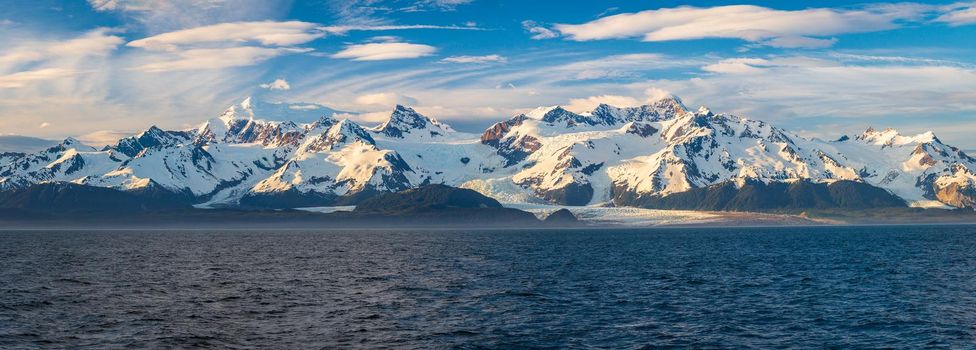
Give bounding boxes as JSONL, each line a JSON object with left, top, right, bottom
{"left": 1, "top": 0, "right": 975, "bottom": 148}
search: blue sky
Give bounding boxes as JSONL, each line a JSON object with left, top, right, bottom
{"left": 1, "top": 0, "right": 975, "bottom": 148}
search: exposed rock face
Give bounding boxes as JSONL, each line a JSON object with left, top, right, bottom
{"left": 624, "top": 122, "right": 659, "bottom": 138}
{"left": 374, "top": 105, "right": 452, "bottom": 139}
{"left": 481, "top": 115, "right": 527, "bottom": 145}
{"left": 935, "top": 183, "right": 976, "bottom": 208}
{"left": 112, "top": 126, "right": 193, "bottom": 157}
{"left": 2, "top": 94, "right": 975, "bottom": 212}
{"left": 536, "top": 182, "right": 594, "bottom": 206}
{"left": 481, "top": 115, "right": 541, "bottom": 167}
{"left": 928, "top": 164, "right": 976, "bottom": 208}
{"left": 301, "top": 119, "right": 375, "bottom": 153}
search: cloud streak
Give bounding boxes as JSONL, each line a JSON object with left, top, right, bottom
{"left": 88, "top": 0, "right": 295, "bottom": 33}
{"left": 332, "top": 42, "right": 437, "bottom": 61}
{"left": 441, "top": 54, "right": 506, "bottom": 64}
{"left": 937, "top": 5, "right": 976, "bottom": 26}
{"left": 126, "top": 21, "right": 322, "bottom": 72}
{"left": 553, "top": 4, "right": 931, "bottom": 48}
{"left": 128, "top": 21, "right": 324, "bottom": 50}
{"left": 320, "top": 24, "right": 486, "bottom": 35}
{"left": 522, "top": 20, "right": 559, "bottom": 40}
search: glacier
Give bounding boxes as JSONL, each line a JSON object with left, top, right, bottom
{"left": 1, "top": 94, "right": 974, "bottom": 211}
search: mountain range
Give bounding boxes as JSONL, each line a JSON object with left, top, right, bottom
{"left": 1, "top": 94, "right": 974, "bottom": 212}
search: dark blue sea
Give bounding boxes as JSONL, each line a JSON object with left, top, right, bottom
{"left": 2, "top": 226, "right": 976, "bottom": 349}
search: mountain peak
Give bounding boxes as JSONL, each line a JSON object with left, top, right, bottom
{"left": 858, "top": 127, "right": 940, "bottom": 146}
{"left": 388, "top": 105, "right": 430, "bottom": 126}
{"left": 49, "top": 137, "right": 94, "bottom": 153}
{"left": 523, "top": 106, "right": 560, "bottom": 120}
{"left": 240, "top": 96, "right": 254, "bottom": 109}
{"left": 139, "top": 125, "right": 165, "bottom": 137}
{"left": 696, "top": 106, "right": 713, "bottom": 116}
{"left": 376, "top": 105, "right": 451, "bottom": 138}
{"left": 650, "top": 95, "right": 689, "bottom": 115}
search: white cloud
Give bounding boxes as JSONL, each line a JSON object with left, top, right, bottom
{"left": 88, "top": 0, "right": 294, "bottom": 33}
{"left": 563, "top": 89, "right": 676, "bottom": 113}
{"left": 0, "top": 29, "right": 124, "bottom": 88}
{"left": 702, "top": 58, "right": 772, "bottom": 74}
{"left": 260, "top": 78, "right": 291, "bottom": 90}
{"left": 0, "top": 68, "right": 78, "bottom": 89}
{"left": 77, "top": 130, "right": 134, "bottom": 147}
{"left": 127, "top": 21, "right": 323, "bottom": 50}
{"left": 354, "top": 92, "right": 418, "bottom": 107}
{"left": 326, "top": 0, "right": 477, "bottom": 24}
{"left": 337, "top": 111, "right": 391, "bottom": 124}
{"left": 408, "top": 0, "right": 474, "bottom": 11}
{"left": 441, "top": 54, "right": 506, "bottom": 64}
{"left": 288, "top": 104, "right": 320, "bottom": 111}
{"left": 937, "top": 6, "right": 976, "bottom": 26}
{"left": 88, "top": 0, "right": 123, "bottom": 11}
{"left": 319, "top": 24, "right": 486, "bottom": 35}
{"left": 553, "top": 4, "right": 926, "bottom": 48}
{"left": 653, "top": 55, "right": 976, "bottom": 125}
{"left": 564, "top": 95, "right": 642, "bottom": 113}
{"left": 545, "top": 53, "right": 698, "bottom": 81}
{"left": 0, "top": 28, "right": 123, "bottom": 72}
{"left": 762, "top": 36, "right": 838, "bottom": 49}
{"left": 285, "top": 47, "right": 976, "bottom": 147}
{"left": 38, "top": 122, "right": 51, "bottom": 128}
{"left": 521, "top": 20, "right": 559, "bottom": 40}
{"left": 644, "top": 87, "right": 673, "bottom": 102}
{"left": 126, "top": 21, "right": 321, "bottom": 72}
{"left": 132, "top": 47, "right": 311, "bottom": 72}
{"left": 332, "top": 42, "right": 436, "bottom": 61}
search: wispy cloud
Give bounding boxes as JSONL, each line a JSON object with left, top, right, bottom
{"left": 88, "top": 0, "right": 294, "bottom": 33}
{"left": 325, "top": 0, "right": 476, "bottom": 25}
{"left": 134, "top": 47, "right": 311, "bottom": 72}
{"left": 127, "top": 21, "right": 321, "bottom": 72}
{"left": 441, "top": 54, "right": 506, "bottom": 64}
{"left": 332, "top": 41, "right": 436, "bottom": 61}
{"left": 77, "top": 129, "right": 135, "bottom": 147}
{"left": 0, "top": 68, "right": 78, "bottom": 88}
{"left": 521, "top": 20, "right": 559, "bottom": 40}
{"left": 260, "top": 78, "right": 291, "bottom": 90}
{"left": 354, "top": 92, "right": 418, "bottom": 107}
{"left": 401, "top": 0, "right": 474, "bottom": 12}
{"left": 127, "top": 21, "right": 323, "bottom": 50}
{"left": 0, "top": 28, "right": 123, "bottom": 72}
{"left": 0, "top": 28, "right": 123, "bottom": 88}
{"left": 319, "top": 24, "right": 487, "bottom": 36}
{"left": 937, "top": 5, "right": 976, "bottom": 26}
{"left": 553, "top": 4, "right": 934, "bottom": 48}
{"left": 654, "top": 54, "right": 976, "bottom": 126}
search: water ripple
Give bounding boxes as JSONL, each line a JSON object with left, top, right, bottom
{"left": 2, "top": 226, "right": 976, "bottom": 348}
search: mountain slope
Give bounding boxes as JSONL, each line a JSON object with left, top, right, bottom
{"left": 1, "top": 95, "right": 973, "bottom": 211}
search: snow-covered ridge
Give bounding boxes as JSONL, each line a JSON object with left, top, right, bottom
{"left": 1, "top": 95, "right": 974, "bottom": 210}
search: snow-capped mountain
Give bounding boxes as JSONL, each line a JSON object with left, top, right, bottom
{"left": 1, "top": 95, "right": 974, "bottom": 210}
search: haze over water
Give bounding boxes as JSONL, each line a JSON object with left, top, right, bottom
{"left": 3, "top": 226, "right": 976, "bottom": 348}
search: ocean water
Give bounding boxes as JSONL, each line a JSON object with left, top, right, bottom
{"left": 2, "top": 226, "right": 976, "bottom": 348}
